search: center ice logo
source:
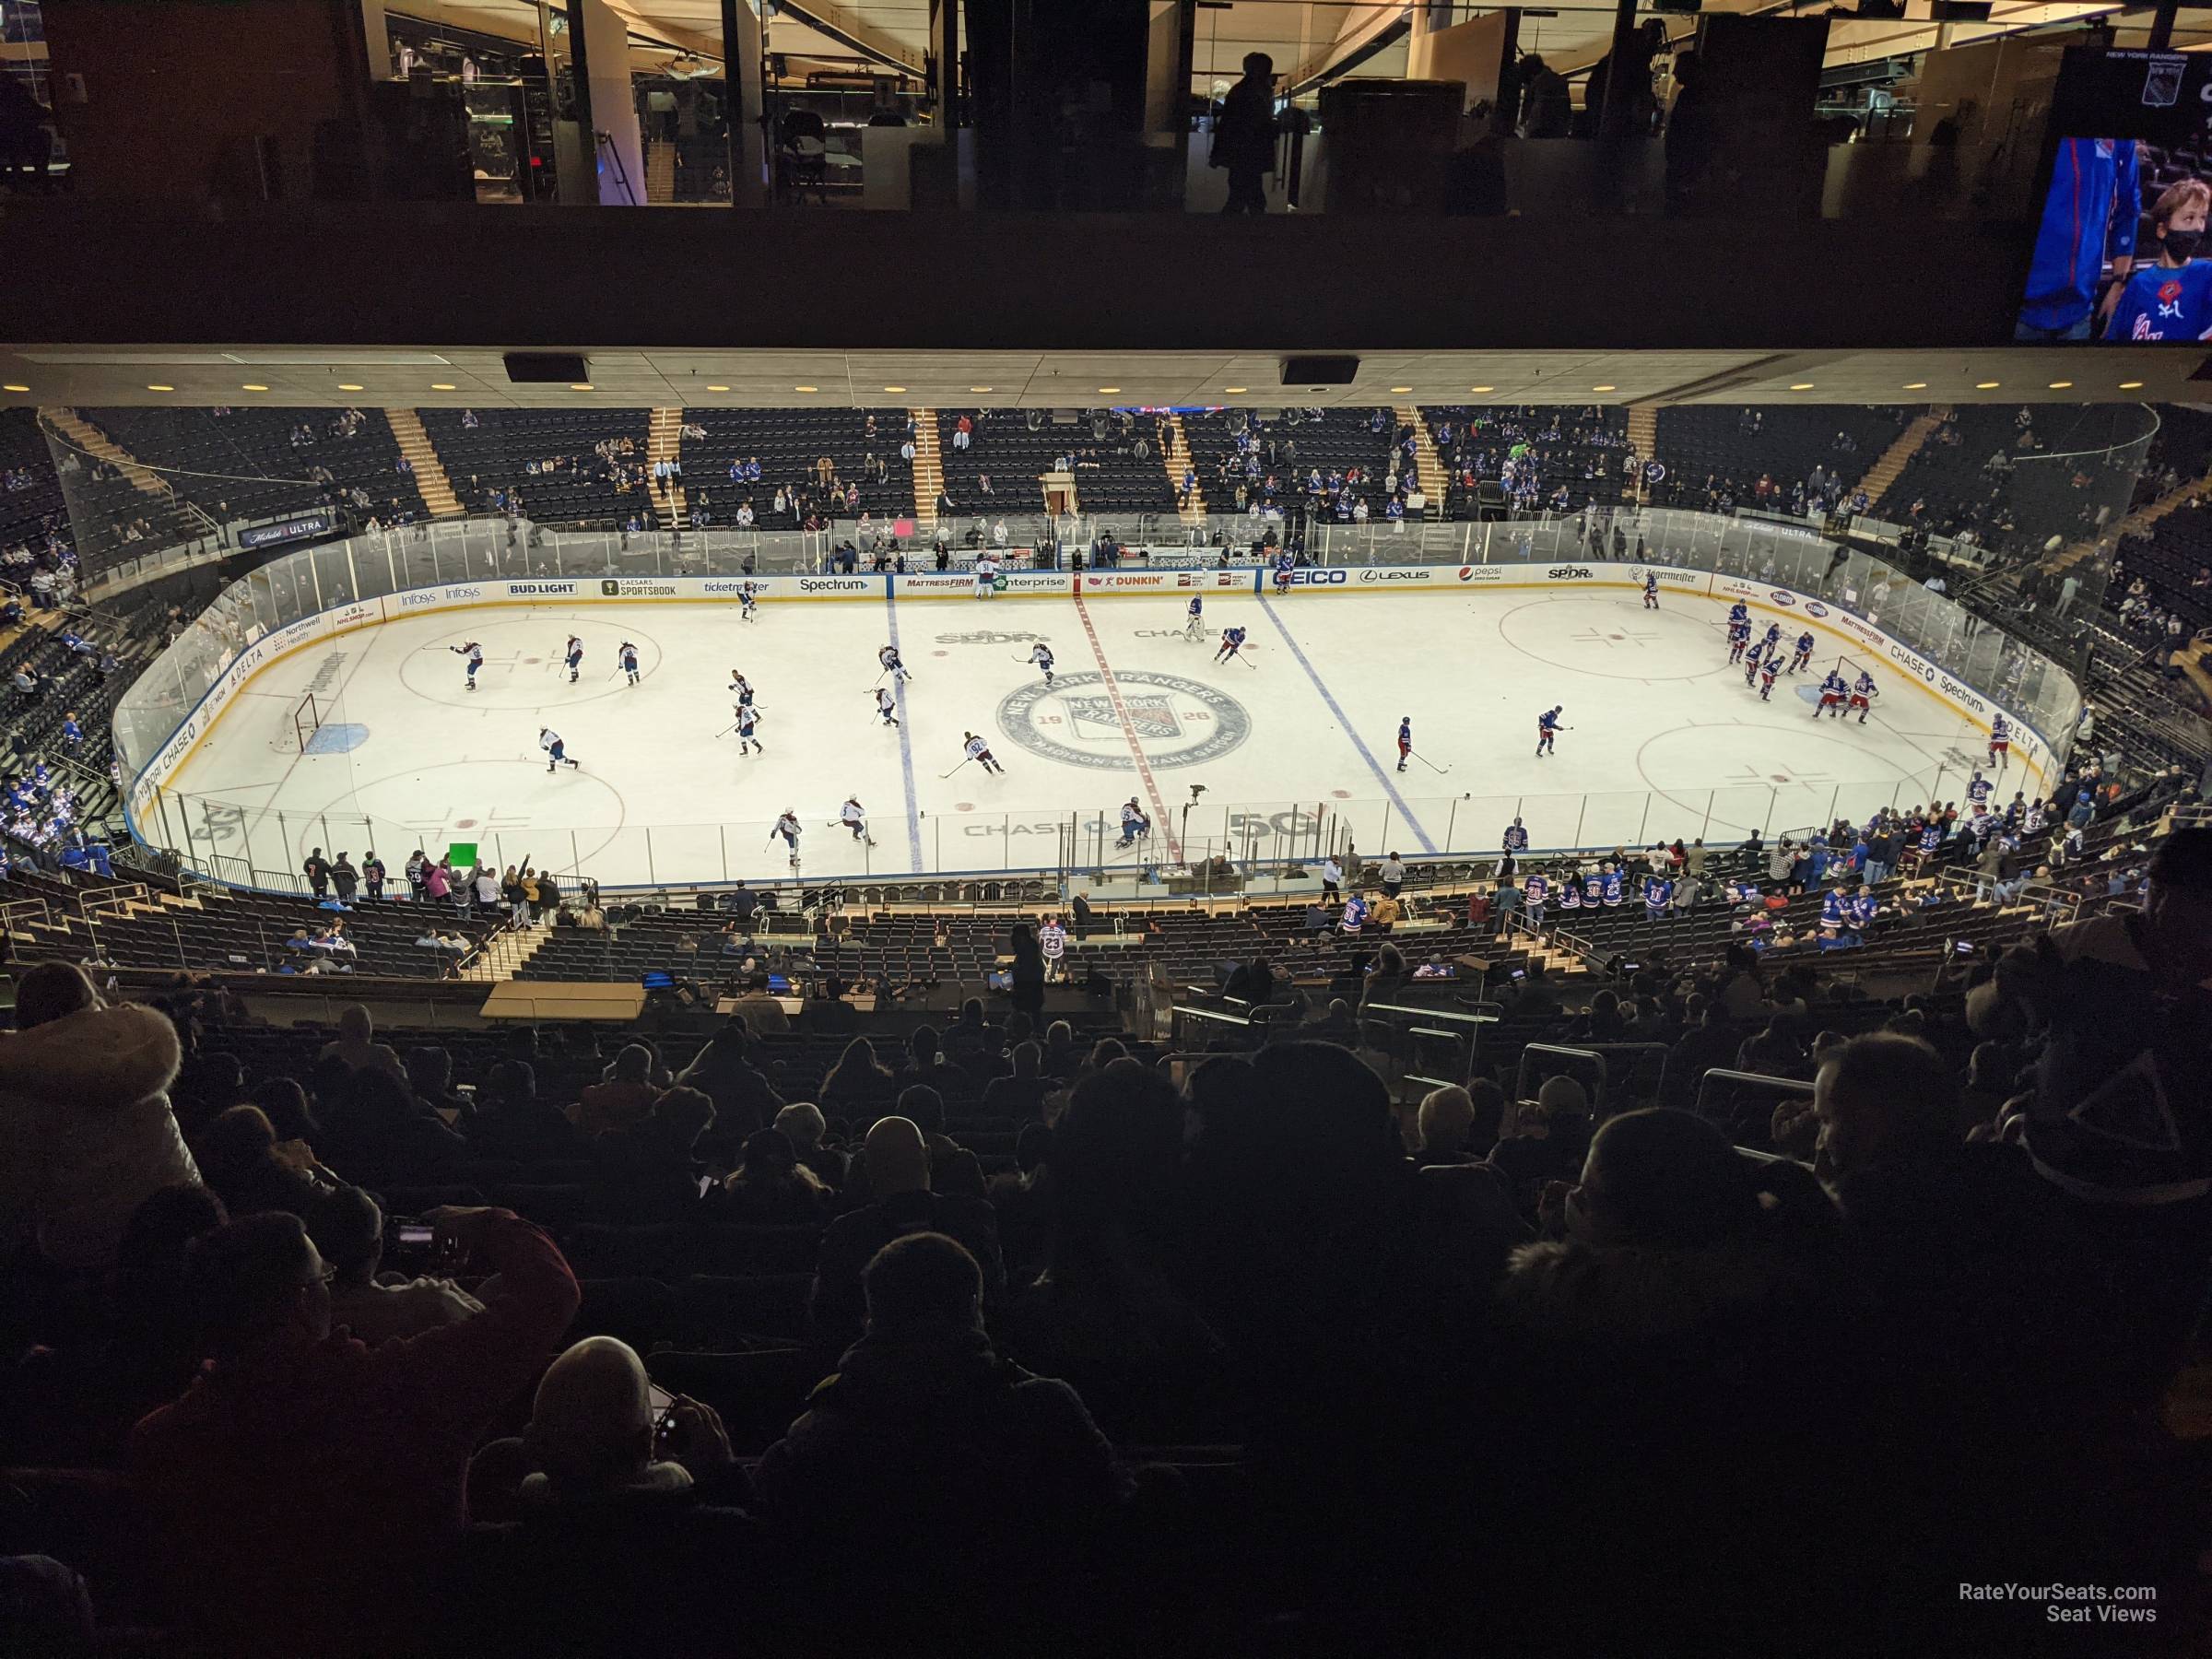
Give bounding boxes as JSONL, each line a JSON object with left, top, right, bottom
{"left": 998, "top": 672, "right": 1251, "bottom": 771}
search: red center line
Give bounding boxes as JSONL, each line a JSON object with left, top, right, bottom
{"left": 1070, "top": 592, "right": 1182, "bottom": 865}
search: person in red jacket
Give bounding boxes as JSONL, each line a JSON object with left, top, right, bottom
{"left": 132, "top": 1205, "right": 580, "bottom": 1654}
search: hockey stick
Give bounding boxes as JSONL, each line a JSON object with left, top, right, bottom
{"left": 939, "top": 755, "right": 976, "bottom": 780}
{"left": 712, "top": 722, "right": 739, "bottom": 738}
{"left": 1411, "top": 751, "right": 1451, "bottom": 776}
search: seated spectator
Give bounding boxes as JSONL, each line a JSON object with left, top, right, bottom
{"left": 131, "top": 1206, "right": 580, "bottom": 1652}
{"left": 0, "top": 963, "right": 199, "bottom": 1271}
{"left": 1488, "top": 1075, "right": 1594, "bottom": 1202}
{"left": 1414, "top": 1085, "right": 1483, "bottom": 1167}
{"left": 593, "top": 1087, "right": 716, "bottom": 1222}
{"left": 312, "top": 1185, "right": 484, "bottom": 1344}
{"left": 818, "top": 1035, "right": 898, "bottom": 1126}
{"left": 464, "top": 1059, "right": 586, "bottom": 1162}
{"left": 317, "top": 1005, "right": 407, "bottom": 1084}
{"left": 1040, "top": 1020, "right": 1081, "bottom": 1080}
{"left": 774, "top": 1100, "right": 845, "bottom": 1189}
{"left": 730, "top": 975, "right": 791, "bottom": 1035}
{"left": 248, "top": 1077, "right": 324, "bottom": 1170}
{"left": 714, "top": 1127, "right": 830, "bottom": 1224}
{"left": 892, "top": 1024, "right": 974, "bottom": 1103}
{"left": 806, "top": 1116, "right": 1005, "bottom": 1361}
{"left": 938, "top": 996, "right": 999, "bottom": 1070}
{"left": 1000, "top": 1060, "right": 1234, "bottom": 1442}
{"left": 576, "top": 1043, "right": 659, "bottom": 1138}
{"left": 194, "top": 1104, "right": 342, "bottom": 1224}
{"left": 404, "top": 1046, "right": 469, "bottom": 1120}
{"left": 319, "top": 1065, "right": 465, "bottom": 1186}
{"left": 673, "top": 1018, "right": 782, "bottom": 1137}
{"left": 982, "top": 1040, "right": 1053, "bottom": 1122}
{"left": 757, "top": 1232, "right": 1130, "bottom": 1582}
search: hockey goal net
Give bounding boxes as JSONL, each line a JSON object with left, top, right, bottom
{"left": 270, "top": 691, "right": 321, "bottom": 756}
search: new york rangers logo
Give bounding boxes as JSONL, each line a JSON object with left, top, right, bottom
{"left": 1065, "top": 694, "right": 1182, "bottom": 742}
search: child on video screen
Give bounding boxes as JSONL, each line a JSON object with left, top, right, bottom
{"left": 2106, "top": 177, "right": 2212, "bottom": 341}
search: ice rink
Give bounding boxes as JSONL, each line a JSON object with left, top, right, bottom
{"left": 153, "top": 586, "right": 2020, "bottom": 889}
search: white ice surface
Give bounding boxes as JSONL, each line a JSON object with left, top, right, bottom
{"left": 156, "top": 590, "right": 2006, "bottom": 889}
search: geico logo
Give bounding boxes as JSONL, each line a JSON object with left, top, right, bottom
{"left": 1547, "top": 567, "right": 1593, "bottom": 580}
{"left": 1287, "top": 569, "right": 1348, "bottom": 585}
{"left": 799, "top": 578, "right": 868, "bottom": 594}
{"left": 1356, "top": 569, "right": 1424, "bottom": 583}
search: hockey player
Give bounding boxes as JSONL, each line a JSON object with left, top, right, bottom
{"left": 1987, "top": 713, "right": 2011, "bottom": 769}
{"left": 1396, "top": 717, "right": 1413, "bottom": 774}
{"left": 1182, "top": 594, "right": 1205, "bottom": 641}
{"left": 973, "top": 551, "right": 1000, "bottom": 599}
{"left": 962, "top": 732, "right": 1006, "bottom": 776}
{"left": 728, "top": 671, "right": 755, "bottom": 709}
{"left": 1535, "top": 706, "right": 1564, "bottom": 757}
{"left": 1642, "top": 571, "right": 1660, "bottom": 610}
{"left": 539, "top": 727, "right": 580, "bottom": 772}
{"left": 1744, "top": 641, "right": 1765, "bottom": 688}
{"left": 877, "top": 644, "right": 912, "bottom": 684}
{"left": 1848, "top": 670, "right": 1877, "bottom": 724}
{"left": 735, "top": 703, "right": 764, "bottom": 756}
{"left": 1758, "top": 654, "right": 1780, "bottom": 700}
{"left": 839, "top": 796, "right": 874, "bottom": 845}
{"left": 618, "top": 641, "right": 641, "bottom": 686}
{"left": 562, "top": 635, "right": 583, "bottom": 684}
{"left": 1727, "top": 618, "right": 1751, "bottom": 665}
{"left": 1116, "top": 797, "right": 1151, "bottom": 849}
{"left": 452, "top": 640, "right": 485, "bottom": 691}
{"left": 1727, "top": 600, "right": 1749, "bottom": 628}
{"left": 1272, "top": 547, "right": 1297, "bottom": 595}
{"left": 1788, "top": 631, "right": 1815, "bottom": 674}
{"left": 738, "top": 585, "right": 759, "bottom": 623}
{"left": 872, "top": 686, "right": 900, "bottom": 728}
{"left": 1030, "top": 642, "right": 1056, "bottom": 686}
{"left": 1760, "top": 621, "right": 1783, "bottom": 659}
{"left": 1965, "top": 770, "right": 1993, "bottom": 809}
{"left": 1816, "top": 668, "right": 1849, "bottom": 719}
{"left": 772, "top": 809, "right": 802, "bottom": 865}
{"left": 1214, "top": 625, "right": 1249, "bottom": 665}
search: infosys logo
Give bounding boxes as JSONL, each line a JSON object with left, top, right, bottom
{"left": 798, "top": 577, "right": 868, "bottom": 594}
{"left": 1547, "top": 567, "right": 1593, "bottom": 581}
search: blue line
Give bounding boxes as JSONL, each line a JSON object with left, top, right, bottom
{"left": 1257, "top": 594, "right": 1438, "bottom": 856}
{"left": 884, "top": 584, "right": 924, "bottom": 873}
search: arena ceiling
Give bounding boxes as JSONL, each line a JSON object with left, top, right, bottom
{"left": 0, "top": 346, "right": 2192, "bottom": 408}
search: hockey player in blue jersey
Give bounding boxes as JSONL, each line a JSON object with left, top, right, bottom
{"left": 2018, "top": 137, "right": 2139, "bottom": 341}
{"left": 451, "top": 640, "right": 485, "bottom": 690}
{"left": 1215, "top": 626, "right": 1249, "bottom": 665}
{"left": 1788, "top": 631, "right": 1815, "bottom": 674}
{"left": 1183, "top": 594, "right": 1205, "bottom": 641}
{"left": 1758, "top": 655, "right": 1779, "bottom": 700}
{"left": 2104, "top": 179, "right": 2212, "bottom": 341}
{"left": 619, "top": 641, "right": 641, "bottom": 686}
{"left": 1987, "top": 714, "right": 2011, "bottom": 769}
{"left": 1816, "top": 669, "right": 1849, "bottom": 719}
{"left": 562, "top": 634, "right": 583, "bottom": 684}
{"left": 1272, "top": 549, "right": 1297, "bottom": 594}
{"left": 1535, "top": 706, "right": 1564, "bottom": 757}
{"left": 1641, "top": 571, "right": 1659, "bottom": 610}
{"left": 1727, "top": 619, "right": 1750, "bottom": 665}
{"left": 1743, "top": 641, "right": 1765, "bottom": 688}
{"left": 1848, "top": 670, "right": 1877, "bottom": 724}
{"left": 1727, "top": 600, "right": 1749, "bottom": 626}
{"left": 1395, "top": 717, "right": 1413, "bottom": 773}
{"left": 1760, "top": 621, "right": 1783, "bottom": 658}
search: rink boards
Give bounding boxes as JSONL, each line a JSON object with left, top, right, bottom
{"left": 125, "top": 559, "right": 2061, "bottom": 843}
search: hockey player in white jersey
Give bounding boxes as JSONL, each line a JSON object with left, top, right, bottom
{"left": 838, "top": 796, "right": 875, "bottom": 845}
{"left": 1030, "top": 642, "right": 1056, "bottom": 686}
{"left": 877, "top": 644, "right": 912, "bottom": 684}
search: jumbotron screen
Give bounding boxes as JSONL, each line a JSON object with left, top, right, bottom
{"left": 2018, "top": 48, "right": 2212, "bottom": 343}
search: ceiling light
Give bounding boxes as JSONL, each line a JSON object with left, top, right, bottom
{"left": 241, "top": 383, "right": 269, "bottom": 392}
{"left": 1098, "top": 386, "right": 1121, "bottom": 394}
{"left": 1903, "top": 382, "right": 1927, "bottom": 391}
{"left": 147, "top": 384, "right": 174, "bottom": 393}
{"left": 1592, "top": 384, "right": 1617, "bottom": 393}
{"left": 1469, "top": 385, "right": 1494, "bottom": 394}
{"left": 706, "top": 384, "right": 729, "bottom": 393}
{"left": 1224, "top": 386, "right": 1247, "bottom": 394}
{"left": 1, "top": 384, "right": 26, "bottom": 394}
{"left": 882, "top": 385, "right": 906, "bottom": 393}
{"left": 1789, "top": 382, "right": 1816, "bottom": 391}
{"left": 794, "top": 385, "right": 818, "bottom": 393}
{"left": 430, "top": 382, "right": 457, "bottom": 391}
{"left": 2048, "top": 381, "right": 2073, "bottom": 390}
{"left": 1975, "top": 381, "right": 2001, "bottom": 390}
{"left": 570, "top": 382, "right": 593, "bottom": 392}
{"left": 2120, "top": 381, "right": 2145, "bottom": 390}
{"left": 1389, "top": 386, "right": 1413, "bottom": 394}
{"left": 336, "top": 382, "right": 363, "bottom": 392}
{"left": 969, "top": 385, "right": 993, "bottom": 393}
